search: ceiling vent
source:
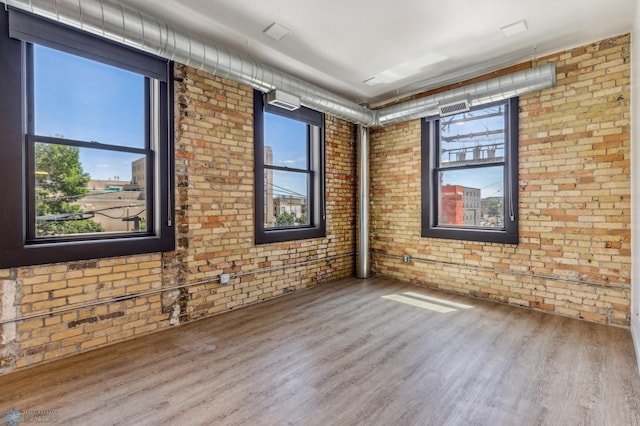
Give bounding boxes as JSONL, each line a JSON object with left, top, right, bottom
{"left": 266, "top": 89, "right": 300, "bottom": 111}
{"left": 437, "top": 98, "right": 471, "bottom": 117}
{"left": 263, "top": 22, "right": 291, "bottom": 41}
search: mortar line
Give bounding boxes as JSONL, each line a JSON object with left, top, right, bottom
{"left": 372, "top": 251, "right": 630, "bottom": 290}
{"left": 0, "top": 252, "right": 356, "bottom": 325}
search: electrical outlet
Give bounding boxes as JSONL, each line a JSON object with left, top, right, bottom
{"left": 220, "top": 273, "right": 231, "bottom": 285}
{"left": 402, "top": 255, "right": 411, "bottom": 263}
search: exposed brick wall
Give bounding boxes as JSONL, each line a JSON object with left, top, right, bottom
{"left": 170, "top": 64, "right": 356, "bottom": 320}
{"left": 370, "top": 34, "right": 631, "bottom": 325}
{"left": 0, "top": 65, "right": 355, "bottom": 374}
{"left": 2, "top": 255, "right": 165, "bottom": 370}
{"left": 0, "top": 34, "right": 627, "bottom": 375}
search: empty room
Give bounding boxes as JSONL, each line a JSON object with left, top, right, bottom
{"left": 1, "top": 0, "right": 640, "bottom": 424}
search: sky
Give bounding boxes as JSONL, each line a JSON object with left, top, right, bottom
{"left": 34, "top": 45, "right": 506, "bottom": 200}
{"left": 34, "top": 45, "right": 145, "bottom": 181}
{"left": 264, "top": 112, "right": 310, "bottom": 198}
{"left": 35, "top": 44, "right": 310, "bottom": 196}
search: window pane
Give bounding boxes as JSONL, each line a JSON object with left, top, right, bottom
{"left": 35, "top": 142, "right": 148, "bottom": 237}
{"left": 439, "top": 103, "right": 506, "bottom": 167}
{"left": 437, "top": 166, "right": 504, "bottom": 228}
{"left": 264, "top": 112, "right": 308, "bottom": 169}
{"left": 33, "top": 45, "right": 146, "bottom": 148}
{"left": 264, "top": 170, "right": 309, "bottom": 228}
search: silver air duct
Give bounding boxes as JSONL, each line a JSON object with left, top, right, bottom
{"left": 3, "top": 0, "right": 556, "bottom": 128}
{"left": 375, "top": 63, "right": 556, "bottom": 126}
{"left": 3, "top": 0, "right": 376, "bottom": 127}
{"left": 356, "top": 126, "right": 370, "bottom": 279}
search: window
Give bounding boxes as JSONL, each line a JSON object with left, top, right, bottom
{"left": 0, "top": 9, "right": 174, "bottom": 267}
{"left": 254, "top": 90, "right": 325, "bottom": 244}
{"left": 421, "top": 98, "right": 518, "bottom": 244}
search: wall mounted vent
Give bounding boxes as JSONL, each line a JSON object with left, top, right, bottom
{"left": 437, "top": 98, "right": 471, "bottom": 117}
{"left": 266, "top": 89, "right": 301, "bottom": 111}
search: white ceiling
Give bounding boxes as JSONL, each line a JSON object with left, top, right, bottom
{"left": 120, "top": 0, "right": 635, "bottom": 106}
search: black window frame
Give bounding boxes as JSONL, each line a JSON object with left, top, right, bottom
{"left": 421, "top": 98, "right": 519, "bottom": 244}
{"left": 254, "top": 90, "right": 326, "bottom": 244}
{"left": 0, "top": 9, "right": 175, "bottom": 268}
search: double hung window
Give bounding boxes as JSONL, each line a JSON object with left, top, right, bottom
{"left": 254, "top": 91, "right": 325, "bottom": 244}
{"left": 0, "top": 9, "right": 174, "bottom": 267}
{"left": 421, "top": 98, "right": 519, "bottom": 244}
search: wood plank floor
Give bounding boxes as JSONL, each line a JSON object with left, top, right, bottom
{"left": 1, "top": 276, "right": 639, "bottom": 425}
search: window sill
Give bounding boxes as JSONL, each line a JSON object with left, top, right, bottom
{"left": 422, "top": 226, "right": 518, "bottom": 244}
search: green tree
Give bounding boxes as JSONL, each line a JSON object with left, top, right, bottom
{"left": 35, "top": 143, "right": 103, "bottom": 236}
{"left": 296, "top": 212, "right": 308, "bottom": 225}
{"left": 275, "top": 211, "right": 295, "bottom": 227}
{"left": 37, "top": 219, "right": 103, "bottom": 236}
{"left": 483, "top": 198, "right": 503, "bottom": 217}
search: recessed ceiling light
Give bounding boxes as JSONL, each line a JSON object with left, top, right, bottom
{"left": 500, "top": 19, "right": 528, "bottom": 37}
{"left": 263, "top": 22, "right": 291, "bottom": 41}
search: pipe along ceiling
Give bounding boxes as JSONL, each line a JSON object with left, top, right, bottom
{"left": 4, "top": 0, "right": 556, "bottom": 127}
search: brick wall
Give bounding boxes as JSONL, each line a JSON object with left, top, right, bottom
{"left": 370, "top": 34, "right": 631, "bottom": 325}
{"left": 0, "top": 65, "right": 356, "bottom": 374}
{"left": 0, "top": 34, "right": 629, "bottom": 374}
{"left": 168, "top": 64, "right": 355, "bottom": 320}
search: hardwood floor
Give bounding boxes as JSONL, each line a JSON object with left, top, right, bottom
{"left": 1, "top": 276, "right": 639, "bottom": 425}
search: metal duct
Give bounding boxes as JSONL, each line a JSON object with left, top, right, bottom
{"left": 4, "top": 0, "right": 556, "bottom": 128}
{"left": 356, "top": 126, "right": 370, "bottom": 278}
{"left": 3, "top": 0, "right": 376, "bottom": 127}
{"left": 375, "top": 63, "right": 556, "bottom": 127}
